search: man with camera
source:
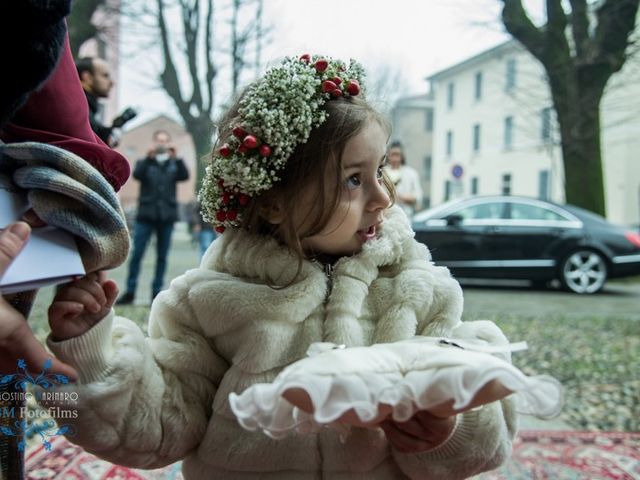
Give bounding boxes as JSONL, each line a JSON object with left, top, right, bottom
{"left": 76, "top": 56, "right": 136, "bottom": 147}
{"left": 116, "top": 130, "right": 190, "bottom": 305}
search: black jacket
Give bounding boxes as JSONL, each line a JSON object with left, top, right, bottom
{"left": 134, "top": 156, "right": 189, "bottom": 223}
{"left": 84, "top": 90, "right": 112, "bottom": 143}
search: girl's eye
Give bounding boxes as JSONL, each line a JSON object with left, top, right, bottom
{"left": 345, "top": 174, "right": 361, "bottom": 189}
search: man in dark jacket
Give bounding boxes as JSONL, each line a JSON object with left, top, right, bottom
{"left": 117, "top": 130, "right": 189, "bottom": 304}
{"left": 76, "top": 57, "right": 116, "bottom": 145}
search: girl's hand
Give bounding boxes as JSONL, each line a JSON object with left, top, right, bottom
{"left": 48, "top": 272, "right": 119, "bottom": 341}
{"left": 380, "top": 411, "right": 456, "bottom": 453}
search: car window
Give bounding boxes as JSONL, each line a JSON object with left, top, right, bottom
{"left": 452, "top": 202, "right": 506, "bottom": 220}
{"left": 508, "top": 202, "right": 566, "bottom": 221}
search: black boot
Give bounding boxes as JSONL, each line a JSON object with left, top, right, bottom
{"left": 115, "top": 292, "right": 135, "bottom": 305}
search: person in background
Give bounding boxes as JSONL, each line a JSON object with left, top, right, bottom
{"left": 190, "top": 199, "right": 217, "bottom": 259}
{"left": 76, "top": 57, "right": 137, "bottom": 148}
{"left": 116, "top": 130, "right": 189, "bottom": 304}
{"left": 386, "top": 140, "right": 423, "bottom": 218}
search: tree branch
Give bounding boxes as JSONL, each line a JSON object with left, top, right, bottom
{"left": 594, "top": 0, "right": 640, "bottom": 73}
{"left": 157, "top": 0, "right": 192, "bottom": 122}
{"left": 501, "top": 0, "right": 546, "bottom": 61}
{"left": 568, "top": 0, "right": 590, "bottom": 59}
{"left": 179, "top": 0, "right": 203, "bottom": 110}
{"left": 205, "top": 0, "right": 216, "bottom": 115}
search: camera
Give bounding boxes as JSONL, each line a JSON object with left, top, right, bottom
{"left": 111, "top": 107, "right": 138, "bottom": 129}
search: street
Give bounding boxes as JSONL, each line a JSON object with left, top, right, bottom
{"left": 460, "top": 280, "right": 640, "bottom": 321}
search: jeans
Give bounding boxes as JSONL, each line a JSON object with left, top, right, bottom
{"left": 125, "top": 221, "right": 174, "bottom": 297}
{"left": 198, "top": 229, "right": 216, "bottom": 258}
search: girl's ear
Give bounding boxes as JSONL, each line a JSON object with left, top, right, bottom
{"left": 259, "top": 198, "right": 285, "bottom": 225}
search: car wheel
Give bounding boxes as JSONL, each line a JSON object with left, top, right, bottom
{"left": 559, "top": 249, "right": 608, "bottom": 294}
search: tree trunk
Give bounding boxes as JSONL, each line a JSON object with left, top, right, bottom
{"left": 185, "top": 117, "right": 215, "bottom": 188}
{"left": 555, "top": 84, "right": 606, "bottom": 214}
{"left": 67, "top": 0, "right": 104, "bottom": 57}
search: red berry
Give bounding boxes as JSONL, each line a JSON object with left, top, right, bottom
{"left": 217, "top": 179, "right": 225, "bottom": 188}
{"left": 219, "top": 144, "right": 232, "bottom": 157}
{"left": 314, "top": 59, "right": 328, "bottom": 73}
{"left": 332, "top": 76, "right": 342, "bottom": 85}
{"left": 243, "top": 135, "right": 259, "bottom": 149}
{"left": 346, "top": 80, "right": 360, "bottom": 96}
{"left": 227, "top": 210, "right": 238, "bottom": 221}
{"left": 216, "top": 211, "right": 227, "bottom": 222}
{"left": 222, "top": 192, "right": 231, "bottom": 204}
{"left": 238, "top": 193, "right": 250, "bottom": 206}
{"left": 259, "top": 144, "right": 272, "bottom": 157}
{"left": 237, "top": 144, "right": 248, "bottom": 154}
{"left": 331, "top": 88, "right": 342, "bottom": 97}
{"left": 215, "top": 225, "right": 225, "bottom": 234}
{"left": 300, "top": 54, "right": 311, "bottom": 63}
{"left": 232, "top": 126, "right": 247, "bottom": 139}
{"left": 322, "top": 80, "right": 338, "bottom": 93}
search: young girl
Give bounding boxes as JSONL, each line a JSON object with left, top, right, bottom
{"left": 46, "top": 55, "right": 516, "bottom": 479}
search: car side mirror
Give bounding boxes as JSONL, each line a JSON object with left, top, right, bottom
{"left": 446, "top": 214, "right": 463, "bottom": 226}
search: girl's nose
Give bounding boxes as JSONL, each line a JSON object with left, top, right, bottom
{"left": 368, "top": 180, "right": 391, "bottom": 212}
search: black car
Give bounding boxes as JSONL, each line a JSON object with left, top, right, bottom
{"left": 412, "top": 195, "right": 640, "bottom": 294}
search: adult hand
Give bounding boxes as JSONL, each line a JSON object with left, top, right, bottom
{"left": 167, "top": 143, "right": 177, "bottom": 157}
{"left": 21, "top": 208, "right": 47, "bottom": 227}
{"left": 0, "top": 222, "right": 77, "bottom": 380}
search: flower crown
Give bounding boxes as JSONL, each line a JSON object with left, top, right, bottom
{"left": 199, "top": 54, "right": 366, "bottom": 232}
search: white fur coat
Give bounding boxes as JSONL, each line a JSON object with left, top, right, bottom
{"left": 48, "top": 206, "right": 516, "bottom": 479}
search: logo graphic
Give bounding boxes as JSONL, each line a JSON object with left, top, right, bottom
{"left": 0, "top": 359, "right": 77, "bottom": 451}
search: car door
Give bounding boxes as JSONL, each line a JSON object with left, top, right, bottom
{"left": 417, "top": 200, "right": 508, "bottom": 264}
{"left": 485, "top": 200, "right": 582, "bottom": 267}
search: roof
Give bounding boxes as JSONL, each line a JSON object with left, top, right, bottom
{"left": 426, "top": 39, "right": 522, "bottom": 82}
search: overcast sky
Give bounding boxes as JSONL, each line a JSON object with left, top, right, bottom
{"left": 119, "top": 0, "right": 545, "bottom": 124}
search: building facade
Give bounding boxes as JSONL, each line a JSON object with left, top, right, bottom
{"left": 427, "top": 39, "right": 640, "bottom": 227}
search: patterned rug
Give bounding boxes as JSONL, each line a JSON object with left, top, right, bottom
{"left": 26, "top": 431, "right": 640, "bottom": 479}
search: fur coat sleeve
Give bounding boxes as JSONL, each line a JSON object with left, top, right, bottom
{"left": 46, "top": 273, "right": 228, "bottom": 469}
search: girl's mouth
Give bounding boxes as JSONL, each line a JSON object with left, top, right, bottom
{"left": 357, "top": 223, "right": 379, "bottom": 242}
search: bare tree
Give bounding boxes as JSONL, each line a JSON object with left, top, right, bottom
{"left": 154, "top": 0, "right": 217, "bottom": 184}
{"left": 500, "top": 0, "right": 640, "bottom": 216}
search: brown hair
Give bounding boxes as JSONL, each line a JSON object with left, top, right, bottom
{"left": 214, "top": 92, "right": 395, "bottom": 268}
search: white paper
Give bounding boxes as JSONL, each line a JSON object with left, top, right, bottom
{"left": 0, "top": 175, "right": 85, "bottom": 293}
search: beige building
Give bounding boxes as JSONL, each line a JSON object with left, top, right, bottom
{"left": 427, "top": 39, "right": 640, "bottom": 228}
{"left": 116, "top": 115, "right": 198, "bottom": 218}
{"left": 390, "top": 93, "right": 435, "bottom": 207}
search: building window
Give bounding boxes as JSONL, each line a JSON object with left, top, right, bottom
{"left": 425, "top": 109, "right": 433, "bottom": 132}
{"left": 502, "top": 173, "right": 512, "bottom": 195}
{"left": 504, "top": 116, "right": 514, "bottom": 149}
{"left": 447, "top": 82, "right": 455, "bottom": 109}
{"left": 541, "top": 107, "right": 553, "bottom": 142}
{"left": 505, "top": 58, "right": 517, "bottom": 91}
{"left": 446, "top": 130, "right": 453, "bottom": 157}
{"left": 444, "top": 180, "right": 452, "bottom": 201}
{"left": 474, "top": 71, "right": 483, "bottom": 101}
{"left": 538, "top": 170, "right": 550, "bottom": 200}
{"left": 471, "top": 176, "right": 479, "bottom": 195}
{"left": 473, "top": 124, "right": 481, "bottom": 153}
{"left": 424, "top": 155, "right": 432, "bottom": 180}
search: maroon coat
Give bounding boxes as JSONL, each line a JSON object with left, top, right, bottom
{"left": 1, "top": 35, "right": 130, "bottom": 191}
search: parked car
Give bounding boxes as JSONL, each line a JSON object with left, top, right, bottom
{"left": 412, "top": 195, "right": 640, "bottom": 294}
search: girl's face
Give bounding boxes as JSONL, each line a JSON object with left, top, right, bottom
{"left": 298, "top": 119, "right": 391, "bottom": 257}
